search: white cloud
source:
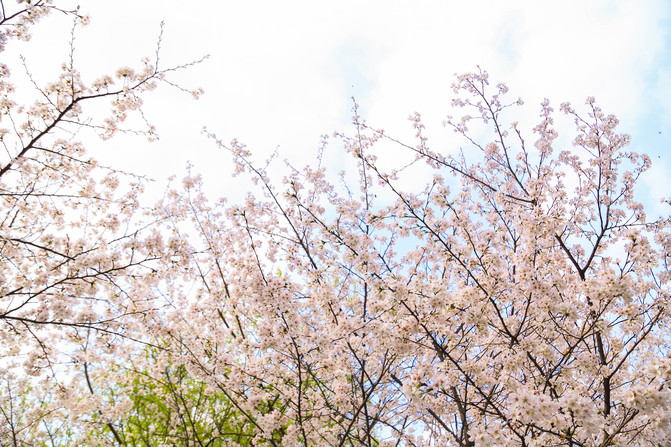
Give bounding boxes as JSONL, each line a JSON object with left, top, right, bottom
{"left": 8, "top": 0, "right": 671, "bottom": 202}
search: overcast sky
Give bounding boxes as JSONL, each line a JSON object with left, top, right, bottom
{"left": 10, "top": 0, "right": 671, "bottom": 212}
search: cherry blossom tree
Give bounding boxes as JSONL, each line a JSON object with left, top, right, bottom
{"left": 2, "top": 1, "right": 670, "bottom": 446}
{"left": 153, "top": 70, "right": 671, "bottom": 446}
{"left": 0, "top": 1, "right": 204, "bottom": 444}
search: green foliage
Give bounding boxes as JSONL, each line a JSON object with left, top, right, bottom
{"left": 88, "top": 354, "right": 258, "bottom": 446}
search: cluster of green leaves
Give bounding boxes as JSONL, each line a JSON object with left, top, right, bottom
{"left": 83, "top": 352, "right": 259, "bottom": 446}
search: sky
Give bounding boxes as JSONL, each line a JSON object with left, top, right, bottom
{"left": 7, "top": 0, "right": 671, "bottom": 213}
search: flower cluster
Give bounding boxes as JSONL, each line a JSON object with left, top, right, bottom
{"left": 146, "top": 70, "right": 670, "bottom": 445}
